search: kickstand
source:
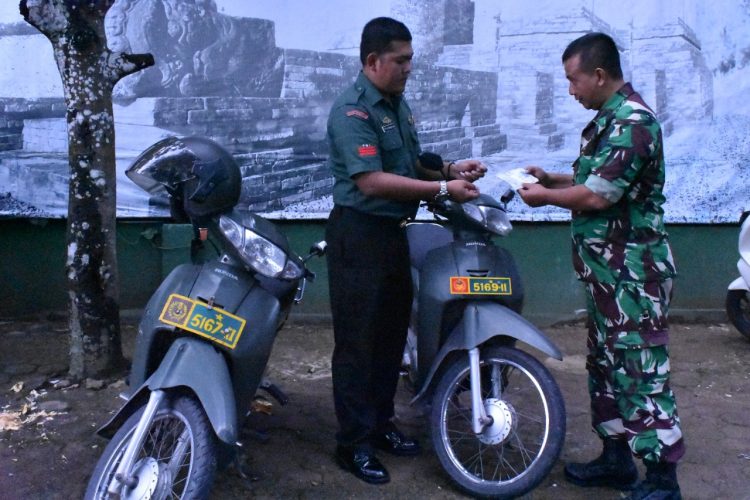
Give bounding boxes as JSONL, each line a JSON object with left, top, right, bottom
{"left": 231, "top": 444, "right": 260, "bottom": 484}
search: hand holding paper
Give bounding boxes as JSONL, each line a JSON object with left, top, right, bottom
{"left": 496, "top": 168, "right": 539, "bottom": 191}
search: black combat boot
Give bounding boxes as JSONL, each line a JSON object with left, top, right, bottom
{"left": 564, "top": 438, "right": 638, "bottom": 490}
{"left": 626, "top": 461, "right": 682, "bottom": 500}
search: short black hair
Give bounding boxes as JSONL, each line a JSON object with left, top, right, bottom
{"left": 562, "top": 32, "right": 623, "bottom": 80}
{"left": 360, "top": 17, "right": 412, "bottom": 65}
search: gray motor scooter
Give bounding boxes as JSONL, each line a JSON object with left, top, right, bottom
{"left": 401, "top": 189, "right": 566, "bottom": 498}
{"left": 85, "top": 137, "right": 325, "bottom": 499}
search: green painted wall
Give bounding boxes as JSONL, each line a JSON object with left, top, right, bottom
{"left": 0, "top": 218, "right": 739, "bottom": 325}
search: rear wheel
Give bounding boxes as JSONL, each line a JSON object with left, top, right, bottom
{"left": 430, "top": 346, "right": 565, "bottom": 498}
{"left": 727, "top": 289, "right": 750, "bottom": 339}
{"left": 85, "top": 393, "right": 217, "bottom": 500}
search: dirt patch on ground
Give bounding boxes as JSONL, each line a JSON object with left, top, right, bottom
{"left": 1, "top": 315, "right": 749, "bottom": 499}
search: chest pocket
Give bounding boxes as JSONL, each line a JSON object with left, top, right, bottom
{"left": 380, "top": 127, "right": 404, "bottom": 151}
{"left": 375, "top": 111, "right": 419, "bottom": 177}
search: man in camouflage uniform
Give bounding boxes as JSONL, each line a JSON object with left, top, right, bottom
{"left": 519, "top": 32, "right": 684, "bottom": 499}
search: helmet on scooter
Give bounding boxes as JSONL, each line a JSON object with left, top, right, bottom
{"left": 126, "top": 136, "right": 241, "bottom": 219}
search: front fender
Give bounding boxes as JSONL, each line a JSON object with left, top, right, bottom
{"left": 412, "top": 303, "right": 562, "bottom": 403}
{"left": 97, "top": 338, "right": 238, "bottom": 445}
{"left": 729, "top": 257, "right": 749, "bottom": 290}
{"left": 728, "top": 276, "right": 749, "bottom": 291}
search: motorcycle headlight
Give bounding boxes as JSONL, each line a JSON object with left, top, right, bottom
{"left": 462, "top": 204, "right": 513, "bottom": 236}
{"left": 219, "top": 216, "right": 303, "bottom": 279}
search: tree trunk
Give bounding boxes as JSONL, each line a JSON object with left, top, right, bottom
{"left": 20, "top": 0, "right": 154, "bottom": 379}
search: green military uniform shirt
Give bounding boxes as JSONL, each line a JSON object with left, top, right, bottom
{"left": 571, "top": 83, "right": 677, "bottom": 283}
{"left": 326, "top": 71, "right": 421, "bottom": 219}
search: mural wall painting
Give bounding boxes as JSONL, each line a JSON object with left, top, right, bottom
{"left": 0, "top": 0, "right": 747, "bottom": 223}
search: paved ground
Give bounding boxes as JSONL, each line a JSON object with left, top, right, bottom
{"left": 1, "top": 314, "right": 749, "bottom": 499}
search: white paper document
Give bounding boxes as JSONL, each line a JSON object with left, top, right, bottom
{"left": 496, "top": 168, "right": 539, "bottom": 191}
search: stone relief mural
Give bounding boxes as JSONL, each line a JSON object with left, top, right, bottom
{"left": 0, "top": 0, "right": 747, "bottom": 223}
{"left": 107, "top": 0, "right": 285, "bottom": 100}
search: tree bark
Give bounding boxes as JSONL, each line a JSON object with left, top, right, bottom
{"left": 20, "top": 0, "right": 154, "bottom": 378}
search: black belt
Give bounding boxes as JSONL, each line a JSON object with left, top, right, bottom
{"left": 332, "top": 205, "right": 410, "bottom": 228}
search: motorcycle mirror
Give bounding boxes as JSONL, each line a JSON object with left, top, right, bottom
{"left": 500, "top": 187, "right": 515, "bottom": 204}
{"left": 309, "top": 241, "right": 327, "bottom": 257}
{"left": 302, "top": 241, "right": 326, "bottom": 265}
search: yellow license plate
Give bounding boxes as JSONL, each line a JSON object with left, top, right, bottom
{"left": 159, "top": 294, "right": 246, "bottom": 349}
{"left": 450, "top": 276, "right": 512, "bottom": 295}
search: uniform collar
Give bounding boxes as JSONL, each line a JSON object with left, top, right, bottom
{"left": 600, "top": 82, "right": 635, "bottom": 113}
{"left": 355, "top": 71, "right": 402, "bottom": 108}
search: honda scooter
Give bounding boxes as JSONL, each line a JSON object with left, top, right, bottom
{"left": 727, "top": 210, "right": 750, "bottom": 339}
{"left": 85, "top": 136, "right": 325, "bottom": 499}
{"left": 401, "top": 188, "right": 566, "bottom": 498}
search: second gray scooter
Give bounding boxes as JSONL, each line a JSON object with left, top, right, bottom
{"left": 85, "top": 137, "right": 326, "bottom": 499}
{"left": 401, "top": 189, "right": 566, "bottom": 498}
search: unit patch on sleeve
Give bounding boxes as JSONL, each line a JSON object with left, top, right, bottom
{"left": 358, "top": 144, "right": 377, "bottom": 157}
{"left": 346, "top": 109, "right": 369, "bottom": 120}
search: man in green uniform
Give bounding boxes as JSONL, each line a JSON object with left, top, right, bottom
{"left": 325, "top": 17, "right": 486, "bottom": 485}
{"left": 518, "top": 32, "right": 684, "bottom": 499}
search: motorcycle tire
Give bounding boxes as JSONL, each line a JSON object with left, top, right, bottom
{"left": 726, "top": 289, "right": 750, "bottom": 339}
{"left": 85, "top": 392, "right": 218, "bottom": 500}
{"left": 430, "top": 345, "right": 565, "bottom": 499}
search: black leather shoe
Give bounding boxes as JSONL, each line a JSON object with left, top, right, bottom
{"left": 625, "top": 462, "right": 682, "bottom": 500}
{"left": 335, "top": 446, "right": 390, "bottom": 484}
{"left": 625, "top": 479, "right": 682, "bottom": 500}
{"left": 372, "top": 425, "right": 421, "bottom": 456}
{"left": 565, "top": 458, "right": 638, "bottom": 490}
{"left": 564, "top": 438, "right": 638, "bottom": 490}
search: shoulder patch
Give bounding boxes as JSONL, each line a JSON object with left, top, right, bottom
{"left": 346, "top": 109, "right": 369, "bottom": 121}
{"left": 357, "top": 144, "right": 377, "bottom": 157}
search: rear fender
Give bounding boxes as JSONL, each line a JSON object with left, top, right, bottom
{"left": 412, "top": 303, "right": 562, "bottom": 403}
{"left": 97, "top": 338, "right": 238, "bottom": 444}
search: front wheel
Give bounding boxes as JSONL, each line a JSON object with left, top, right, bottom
{"left": 431, "top": 346, "right": 565, "bottom": 498}
{"left": 85, "top": 393, "right": 218, "bottom": 500}
{"left": 727, "top": 288, "right": 750, "bottom": 339}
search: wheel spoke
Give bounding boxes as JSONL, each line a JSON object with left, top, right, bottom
{"left": 509, "top": 429, "right": 536, "bottom": 466}
{"left": 463, "top": 443, "right": 485, "bottom": 476}
{"left": 166, "top": 427, "right": 192, "bottom": 488}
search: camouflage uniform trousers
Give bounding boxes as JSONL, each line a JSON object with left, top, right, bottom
{"left": 584, "top": 278, "right": 685, "bottom": 464}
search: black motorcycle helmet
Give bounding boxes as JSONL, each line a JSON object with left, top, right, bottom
{"left": 126, "top": 136, "right": 241, "bottom": 220}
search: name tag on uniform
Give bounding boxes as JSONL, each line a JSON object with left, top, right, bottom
{"left": 381, "top": 115, "right": 396, "bottom": 133}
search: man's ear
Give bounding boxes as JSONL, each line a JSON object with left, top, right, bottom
{"left": 364, "top": 52, "right": 379, "bottom": 70}
{"left": 594, "top": 67, "right": 607, "bottom": 86}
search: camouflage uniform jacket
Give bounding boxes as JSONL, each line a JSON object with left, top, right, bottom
{"left": 571, "top": 83, "right": 676, "bottom": 284}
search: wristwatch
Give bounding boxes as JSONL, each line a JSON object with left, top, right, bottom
{"left": 434, "top": 180, "right": 449, "bottom": 202}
